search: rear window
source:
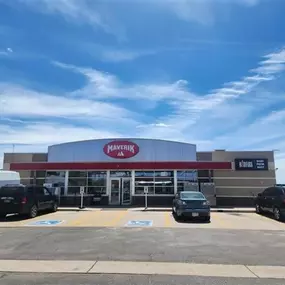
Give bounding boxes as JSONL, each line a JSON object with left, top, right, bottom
{"left": 0, "top": 185, "right": 26, "bottom": 195}
{"left": 180, "top": 192, "right": 205, "bottom": 199}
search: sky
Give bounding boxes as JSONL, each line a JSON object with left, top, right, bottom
{"left": 0, "top": 0, "right": 285, "bottom": 182}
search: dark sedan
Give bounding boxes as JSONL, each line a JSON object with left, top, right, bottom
{"left": 255, "top": 186, "right": 285, "bottom": 221}
{"left": 172, "top": 191, "right": 210, "bottom": 222}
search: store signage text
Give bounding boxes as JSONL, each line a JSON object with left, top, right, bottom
{"left": 103, "top": 140, "right": 139, "bottom": 159}
{"left": 234, "top": 158, "right": 269, "bottom": 171}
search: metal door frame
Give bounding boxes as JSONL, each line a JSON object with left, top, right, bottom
{"left": 121, "top": 178, "right": 131, "bottom": 205}
{"left": 110, "top": 178, "right": 121, "bottom": 205}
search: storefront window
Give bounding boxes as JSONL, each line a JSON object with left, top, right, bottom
{"left": 87, "top": 186, "right": 106, "bottom": 196}
{"left": 87, "top": 171, "right": 107, "bottom": 195}
{"left": 45, "top": 171, "right": 65, "bottom": 187}
{"left": 155, "top": 177, "right": 174, "bottom": 194}
{"left": 134, "top": 171, "right": 174, "bottom": 195}
{"left": 69, "top": 171, "right": 87, "bottom": 178}
{"left": 177, "top": 170, "right": 198, "bottom": 192}
{"left": 135, "top": 171, "right": 155, "bottom": 177}
{"left": 110, "top": 171, "right": 131, "bottom": 177}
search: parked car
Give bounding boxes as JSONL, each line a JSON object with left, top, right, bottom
{"left": 172, "top": 191, "right": 211, "bottom": 222}
{"left": 255, "top": 186, "right": 285, "bottom": 221}
{"left": 0, "top": 184, "right": 58, "bottom": 219}
{"left": 0, "top": 170, "right": 20, "bottom": 187}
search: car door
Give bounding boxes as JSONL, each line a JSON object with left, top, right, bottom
{"left": 263, "top": 187, "right": 276, "bottom": 212}
{"left": 43, "top": 187, "right": 54, "bottom": 209}
{"left": 35, "top": 186, "right": 48, "bottom": 210}
{"left": 257, "top": 188, "right": 268, "bottom": 210}
{"left": 270, "top": 187, "right": 284, "bottom": 211}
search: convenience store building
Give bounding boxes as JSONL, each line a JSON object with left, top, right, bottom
{"left": 3, "top": 138, "right": 276, "bottom": 207}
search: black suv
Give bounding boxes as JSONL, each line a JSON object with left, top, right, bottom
{"left": 255, "top": 186, "right": 285, "bottom": 221}
{"left": 0, "top": 184, "right": 58, "bottom": 219}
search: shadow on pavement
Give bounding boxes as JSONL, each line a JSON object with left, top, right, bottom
{"left": 0, "top": 211, "right": 52, "bottom": 223}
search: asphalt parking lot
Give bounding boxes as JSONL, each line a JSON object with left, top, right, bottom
{"left": 0, "top": 208, "right": 284, "bottom": 231}
{"left": 0, "top": 208, "right": 285, "bottom": 283}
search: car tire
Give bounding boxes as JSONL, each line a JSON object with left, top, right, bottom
{"left": 255, "top": 204, "right": 263, "bottom": 214}
{"left": 52, "top": 202, "right": 58, "bottom": 212}
{"left": 29, "top": 205, "right": 38, "bottom": 219}
{"left": 204, "top": 217, "right": 211, "bottom": 223}
{"left": 0, "top": 214, "right": 6, "bottom": 219}
{"left": 273, "top": 207, "right": 282, "bottom": 221}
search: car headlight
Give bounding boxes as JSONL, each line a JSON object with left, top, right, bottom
{"left": 202, "top": 201, "right": 210, "bottom": 206}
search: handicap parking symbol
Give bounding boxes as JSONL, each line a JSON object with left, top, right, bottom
{"left": 28, "top": 220, "right": 64, "bottom": 226}
{"left": 126, "top": 220, "right": 153, "bottom": 227}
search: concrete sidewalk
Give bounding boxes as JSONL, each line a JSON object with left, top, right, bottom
{"left": 58, "top": 207, "right": 256, "bottom": 213}
{"left": 0, "top": 260, "right": 284, "bottom": 279}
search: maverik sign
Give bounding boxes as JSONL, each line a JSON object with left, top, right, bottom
{"left": 103, "top": 140, "right": 139, "bottom": 159}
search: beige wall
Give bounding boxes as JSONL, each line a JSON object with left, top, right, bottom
{"left": 211, "top": 150, "right": 276, "bottom": 197}
{"left": 4, "top": 153, "right": 48, "bottom": 164}
{"left": 3, "top": 153, "right": 48, "bottom": 184}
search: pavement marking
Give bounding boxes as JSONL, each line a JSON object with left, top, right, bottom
{"left": 164, "top": 212, "right": 173, "bottom": 227}
{"left": 104, "top": 210, "right": 129, "bottom": 227}
{"left": 211, "top": 212, "right": 228, "bottom": 228}
{"left": 126, "top": 220, "right": 153, "bottom": 227}
{"left": 0, "top": 260, "right": 285, "bottom": 278}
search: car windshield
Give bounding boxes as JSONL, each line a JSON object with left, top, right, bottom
{"left": 180, "top": 192, "right": 205, "bottom": 199}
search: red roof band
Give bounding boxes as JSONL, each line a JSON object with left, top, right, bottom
{"left": 10, "top": 161, "right": 232, "bottom": 171}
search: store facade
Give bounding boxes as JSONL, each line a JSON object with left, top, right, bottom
{"left": 3, "top": 138, "right": 276, "bottom": 207}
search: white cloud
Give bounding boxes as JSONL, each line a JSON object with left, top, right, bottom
{"left": 0, "top": 83, "right": 138, "bottom": 124}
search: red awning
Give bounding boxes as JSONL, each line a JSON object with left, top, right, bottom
{"left": 10, "top": 161, "right": 232, "bottom": 171}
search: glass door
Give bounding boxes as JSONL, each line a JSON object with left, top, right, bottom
{"left": 110, "top": 178, "right": 121, "bottom": 205}
{"left": 122, "top": 178, "right": 131, "bottom": 205}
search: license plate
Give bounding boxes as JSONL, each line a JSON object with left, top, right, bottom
{"left": 192, "top": 212, "right": 199, "bottom": 217}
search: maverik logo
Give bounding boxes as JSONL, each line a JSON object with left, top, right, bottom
{"left": 103, "top": 140, "right": 139, "bottom": 159}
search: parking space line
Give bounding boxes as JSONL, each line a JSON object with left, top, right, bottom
{"left": 211, "top": 213, "right": 229, "bottom": 228}
{"left": 164, "top": 212, "right": 173, "bottom": 227}
{"left": 104, "top": 210, "right": 128, "bottom": 227}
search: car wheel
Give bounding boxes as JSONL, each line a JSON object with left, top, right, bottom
{"left": 204, "top": 217, "right": 211, "bottom": 223}
{"left": 255, "top": 204, "right": 262, "bottom": 214}
{"left": 0, "top": 214, "right": 6, "bottom": 219}
{"left": 52, "top": 202, "right": 58, "bottom": 212}
{"left": 273, "top": 207, "right": 281, "bottom": 221}
{"left": 29, "top": 205, "right": 38, "bottom": 219}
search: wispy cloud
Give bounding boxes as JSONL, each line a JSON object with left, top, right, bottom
{"left": 14, "top": 0, "right": 126, "bottom": 40}
{"left": 0, "top": 47, "right": 13, "bottom": 56}
{"left": 100, "top": 49, "right": 157, "bottom": 62}
{"left": 150, "top": 0, "right": 260, "bottom": 24}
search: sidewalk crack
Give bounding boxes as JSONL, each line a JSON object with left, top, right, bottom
{"left": 245, "top": 265, "right": 259, "bottom": 278}
{"left": 87, "top": 261, "right": 98, "bottom": 273}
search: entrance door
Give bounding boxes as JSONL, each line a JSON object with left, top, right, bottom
{"left": 110, "top": 178, "right": 121, "bottom": 205}
{"left": 110, "top": 178, "right": 132, "bottom": 205}
{"left": 121, "top": 178, "right": 131, "bottom": 205}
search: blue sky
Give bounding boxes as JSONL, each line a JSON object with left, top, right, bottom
{"left": 0, "top": 0, "right": 285, "bottom": 182}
